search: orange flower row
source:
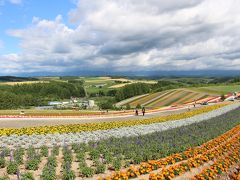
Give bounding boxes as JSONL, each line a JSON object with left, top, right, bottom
{"left": 99, "top": 125, "right": 240, "bottom": 180}
{"left": 194, "top": 146, "right": 240, "bottom": 179}
{"left": 149, "top": 130, "right": 240, "bottom": 180}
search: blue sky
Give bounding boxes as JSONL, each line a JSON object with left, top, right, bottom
{"left": 0, "top": 0, "right": 240, "bottom": 76}
{"left": 0, "top": 0, "right": 75, "bottom": 54}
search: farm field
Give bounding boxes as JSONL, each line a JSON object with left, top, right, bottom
{"left": 189, "top": 84, "right": 240, "bottom": 95}
{"left": 0, "top": 81, "right": 48, "bottom": 86}
{"left": 0, "top": 76, "right": 151, "bottom": 94}
{"left": 128, "top": 91, "right": 168, "bottom": 107}
{"left": 123, "top": 89, "right": 210, "bottom": 109}
{"left": 0, "top": 109, "right": 103, "bottom": 116}
{"left": 81, "top": 76, "right": 157, "bottom": 94}
{"left": 115, "top": 94, "right": 149, "bottom": 107}
{"left": 0, "top": 103, "right": 239, "bottom": 179}
{"left": 108, "top": 79, "right": 157, "bottom": 88}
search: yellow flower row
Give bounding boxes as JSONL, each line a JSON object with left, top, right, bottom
{"left": 0, "top": 104, "right": 227, "bottom": 136}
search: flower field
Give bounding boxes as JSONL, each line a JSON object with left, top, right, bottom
{"left": 0, "top": 104, "right": 227, "bottom": 136}
{"left": 0, "top": 103, "right": 236, "bottom": 149}
{"left": 123, "top": 89, "right": 210, "bottom": 109}
{"left": 129, "top": 91, "right": 173, "bottom": 107}
{"left": 0, "top": 103, "right": 239, "bottom": 179}
{"left": 107, "top": 124, "right": 240, "bottom": 180}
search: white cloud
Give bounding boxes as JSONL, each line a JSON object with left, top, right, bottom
{"left": 3, "top": 0, "right": 240, "bottom": 75}
{"left": 8, "top": 0, "right": 21, "bottom": 4}
{"left": 0, "top": 0, "right": 22, "bottom": 6}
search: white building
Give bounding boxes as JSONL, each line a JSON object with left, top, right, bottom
{"left": 48, "top": 101, "right": 62, "bottom": 106}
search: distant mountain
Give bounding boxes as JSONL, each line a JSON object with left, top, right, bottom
{"left": 2, "top": 70, "right": 240, "bottom": 78}
{"left": 0, "top": 76, "right": 38, "bottom": 82}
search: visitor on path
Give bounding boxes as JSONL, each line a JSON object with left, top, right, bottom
{"left": 142, "top": 107, "right": 145, "bottom": 116}
{"left": 135, "top": 109, "right": 139, "bottom": 116}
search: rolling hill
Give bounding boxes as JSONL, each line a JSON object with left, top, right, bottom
{"left": 118, "top": 88, "right": 213, "bottom": 109}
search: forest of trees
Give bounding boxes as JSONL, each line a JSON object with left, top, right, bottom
{"left": 115, "top": 83, "right": 151, "bottom": 101}
{"left": 0, "top": 82, "right": 85, "bottom": 109}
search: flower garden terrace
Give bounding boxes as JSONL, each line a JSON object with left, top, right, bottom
{"left": 0, "top": 103, "right": 231, "bottom": 136}
{"left": 0, "top": 103, "right": 239, "bottom": 149}
{"left": 0, "top": 103, "right": 240, "bottom": 179}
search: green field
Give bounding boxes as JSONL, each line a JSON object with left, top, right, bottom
{"left": 189, "top": 85, "right": 240, "bottom": 95}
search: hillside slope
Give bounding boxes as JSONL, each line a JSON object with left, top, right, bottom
{"left": 118, "top": 88, "right": 213, "bottom": 109}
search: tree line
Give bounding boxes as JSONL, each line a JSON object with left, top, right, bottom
{"left": 0, "top": 82, "right": 85, "bottom": 109}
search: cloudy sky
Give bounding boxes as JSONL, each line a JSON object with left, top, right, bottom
{"left": 0, "top": 0, "right": 240, "bottom": 75}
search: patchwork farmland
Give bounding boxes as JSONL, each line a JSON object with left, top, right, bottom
{"left": 121, "top": 89, "right": 212, "bottom": 108}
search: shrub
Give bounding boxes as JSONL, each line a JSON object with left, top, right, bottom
{"left": 126, "top": 103, "right": 131, "bottom": 110}
{"left": 13, "top": 148, "right": 24, "bottom": 165}
{"left": 40, "top": 146, "right": 48, "bottom": 157}
{"left": 81, "top": 167, "right": 94, "bottom": 177}
{"left": 63, "top": 148, "right": 73, "bottom": 163}
{"left": 0, "top": 176, "right": 10, "bottom": 180}
{"left": 136, "top": 104, "right": 141, "bottom": 109}
{"left": 113, "top": 159, "right": 121, "bottom": 171}
{"left": 51, "top": 146, "right": 59, "bottom": 156}
{"left": 79, "top": 162, "right": 87, "bottom": 170}
{"left": 71, "top": 143, "right": 79, "bottom": 153}
{"left": 89, "top": 150, "right": 99, "bottom": 160}
{"left": 0, "top": 157, "right": 6, "bottom": 168}
{"left": 62, "top": 170, "right": 75, "bottom": 180}
{"left": 76, "top": 152, "right": 85, "bottom": 162}
{"left": 62, "top": 161, "right": 72, "bottom": 171}
{"left": 47, "top": 156, "right": 57, "bottom": 167}
{"left": 41, "top": 166, "right": 56, "bottom": 180}
{"left": 133, "top": 155, "right": 143, "bottom": 164}
{"left": 14, "top": 153, "right": 23, "bottom": 165}
{"left": 95, "top": 164, "right": 106, "bottom": 174}
{"left": 21, "top": 172, "right": 35, "bottom": 180}
{"left": 26, "top": 146, "right": 35, "bottom": 158}
{"left": 99, "top": 101, "right": 113, "bottom": 110}
{"left": 7, "top": 162, "right": 18, "bottom": 174}
{"left": 25, "top": 159, "right": 39, "bottom": 170}
{"left": 104, "top": 153, "right": 113, "bottom": 164}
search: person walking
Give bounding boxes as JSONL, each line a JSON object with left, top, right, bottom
{"left": 142, "top": 107, "right": 145, "bottom": 116}
{"left": 135, "top": 109, "right": 138, "bottom": 116}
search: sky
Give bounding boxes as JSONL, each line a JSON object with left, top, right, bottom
{"left": 0, "top": 0, "right": 240, "bottom": 76}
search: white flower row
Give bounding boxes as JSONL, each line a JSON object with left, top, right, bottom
{"left": 0, "top": 103, "right": 239, "bottom": 149}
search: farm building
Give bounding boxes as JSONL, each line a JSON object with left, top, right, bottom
{"left": 94, "top": 84, "right": 106, "bottom": 88}
{"left": 48, "top": 101, "right": 62, "bottom": 106}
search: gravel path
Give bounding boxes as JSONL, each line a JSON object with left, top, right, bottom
{"left": 0, "top": 103, "right": 239, "bottom": 148}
